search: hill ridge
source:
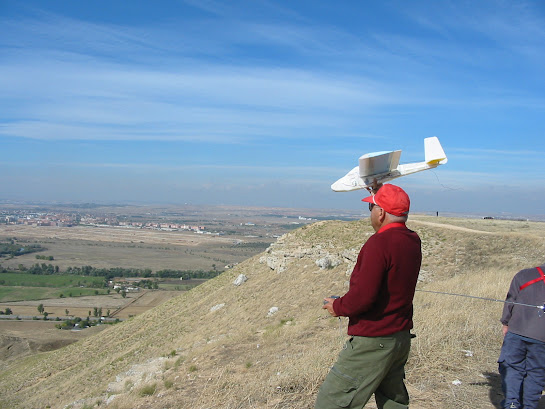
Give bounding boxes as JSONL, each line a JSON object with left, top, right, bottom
{"left": 1, "top": 217, "right": 545, "bottom": 409}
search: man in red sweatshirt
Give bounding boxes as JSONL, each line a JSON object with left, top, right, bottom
{"left": 315, "top": 184, "right": 422, "bottom": 409}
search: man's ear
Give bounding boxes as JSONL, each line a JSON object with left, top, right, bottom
{"left": 378, "top": 208, "right": 386, "bottom": 224}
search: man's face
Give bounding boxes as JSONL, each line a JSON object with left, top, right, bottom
{"left": 369, "top": 203, "right": 382, "bottom": 232}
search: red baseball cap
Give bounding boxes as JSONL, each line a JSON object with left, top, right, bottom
{"left": 362, "top": 184, "right": 410, "bottom": 216}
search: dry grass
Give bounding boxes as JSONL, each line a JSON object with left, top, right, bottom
{"left": 1, "top": 217, "right": 545, "bottom": 409}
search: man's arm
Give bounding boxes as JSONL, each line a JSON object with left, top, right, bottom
{"left": 333, "top": 239, "right": 386, "bottom": 317}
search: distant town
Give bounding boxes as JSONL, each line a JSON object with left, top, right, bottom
{"left": 1, "top": 209, "right": 209, "bottom": 233}
{"left": 0, "top": 202, "right": 338, "bottom": 242}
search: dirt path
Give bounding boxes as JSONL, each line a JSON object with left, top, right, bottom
{"left": 108, "top": 290, "right": 147, "bottom": 318}
{"left": 410, "top": 220, "right": 495, "bottom": 234}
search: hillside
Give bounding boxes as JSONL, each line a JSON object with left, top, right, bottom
{"left": 1, "top": 216, "right": 545, "bottom": 409}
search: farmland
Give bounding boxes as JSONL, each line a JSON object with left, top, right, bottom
{"left": 0, "top": 272, "right": 106, "bottom": 299}
{"left": 0, "top": 203, "right": 343, "bottom": 364}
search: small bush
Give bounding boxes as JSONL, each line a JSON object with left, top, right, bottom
{"left": 138, "top": 383, "right": 156, "bottom": 397}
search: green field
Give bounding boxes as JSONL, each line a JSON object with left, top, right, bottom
{"left": 0, "top": 273, "right": 108, "bottom": 302}
{"left": 0, "top": 286, "right": 110, "bottom": 302}
{"left": 0, "top": 273, "right": 104, "bottom": 288}
{"left": 158, "top": 283, "right": 197, "bottom": 291}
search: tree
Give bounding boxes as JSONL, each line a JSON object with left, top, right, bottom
{"left": 121, "top": 290, "right": 127, "bottom": 298}
{"left": 65, "top": 309, "right": 69, "bottom": 316}
{"left": 37, "top": 304, "right": 44, "bottom": 314}
{"left": 4, "top": 308, "right": 12, "bottom": 315}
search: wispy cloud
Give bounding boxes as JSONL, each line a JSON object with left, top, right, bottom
{"left": 1, "top": 1, "right": 544, "bottom": 213}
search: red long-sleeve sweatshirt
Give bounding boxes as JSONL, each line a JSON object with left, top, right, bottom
{"left": 333, "top": 222, "right": 422, "bottom": 337}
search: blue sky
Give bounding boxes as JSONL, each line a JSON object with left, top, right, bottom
{"left": 1, "top": 1, "right": 544, "bottom": 217}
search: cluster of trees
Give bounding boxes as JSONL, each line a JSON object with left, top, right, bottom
{"left": 36, "top": 303, "right": 50, "bottom": 320}
{"left": 0, "top": 308, "right": 12, "bottom": 315}
{"left": 137, "top": 279, "right": 159, "bottom": 289}
{"left": 6, "top": 263, "right": 221, "bottom": 281}
{"left": 35, "top": 255, "right": 54, "bottom": 260}
{"left": 23, "top": 263, "right": 60, "bottom": 275}
{"left": 55, "top": 316, "right": 121, "bottom": 330}
{"left": 0, "top": 239, "right": 44, "bottom": 257}
{"left": 64, "top": 266, "right": 221, "bottom": 280}
{"left": 155, "top": 269, "right": 222, "bottom": 280}
{"left": 65, "top": 266, "right": 153, "bottom": 278}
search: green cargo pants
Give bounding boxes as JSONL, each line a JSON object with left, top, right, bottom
{"left": 315, "top": 331, "right": 411, "bottom": 409}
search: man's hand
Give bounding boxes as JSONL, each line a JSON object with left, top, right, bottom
{"left": 322, "top": 298, "right": 338, "bottom": 317}
{"left": 371, "top": 182, "right": 383, "bottom": 194}
{"left": 366, "top": 182, "right": 383, "bottom": 195}
{"left": 502, "top": 324, "right": 508, "bottom": 337}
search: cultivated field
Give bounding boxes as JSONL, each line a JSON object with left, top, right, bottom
{"left": 0, "top": 289, "right": 182, "bottom": 319}
{"left": 0, "top": 290, "right": 184, "bottom": 368}
{"left": 0, "top": 224, "right": 270, "bottom": 272}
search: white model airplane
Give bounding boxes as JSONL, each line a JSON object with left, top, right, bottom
{"left": 331, "top": 136, "right": 447, "bottom": 192}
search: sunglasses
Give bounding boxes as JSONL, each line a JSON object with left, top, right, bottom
{"left": 368, "top": 203, "right": 375, "bottom": 211}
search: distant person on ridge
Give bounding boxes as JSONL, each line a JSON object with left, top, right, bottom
{"left": 498, "top": 264, "right": 545, "bottom": 409}
{"left": 316, "top": 183, "right": 422, "bottom": 409}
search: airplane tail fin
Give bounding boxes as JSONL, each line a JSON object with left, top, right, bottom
{"left": 424, "top": 136, "right": 448, "bottom": 165}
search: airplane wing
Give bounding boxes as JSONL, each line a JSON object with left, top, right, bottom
{"left": 331, "top": 137, "right": 447, "bottom": 192}
{"left": 359, "top": 150, "right": 402, "bottom": 178}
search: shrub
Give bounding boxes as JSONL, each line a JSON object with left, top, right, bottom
{"left": 138, "top": 383, "right": 156, "bottom": 397}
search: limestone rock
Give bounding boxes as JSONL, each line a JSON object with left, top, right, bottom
{"left": 210, "top": 303, "right": 225, "bottom": 312}
{"left": 267, "top": 307, "right": 279, "bottom": 317}
{"left": 233, "top": 274, "right": 248, "bottom": 286}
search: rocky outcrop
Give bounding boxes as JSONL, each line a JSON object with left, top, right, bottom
{"left": 259, "top": 233, "right": 359, "bottom": 273}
